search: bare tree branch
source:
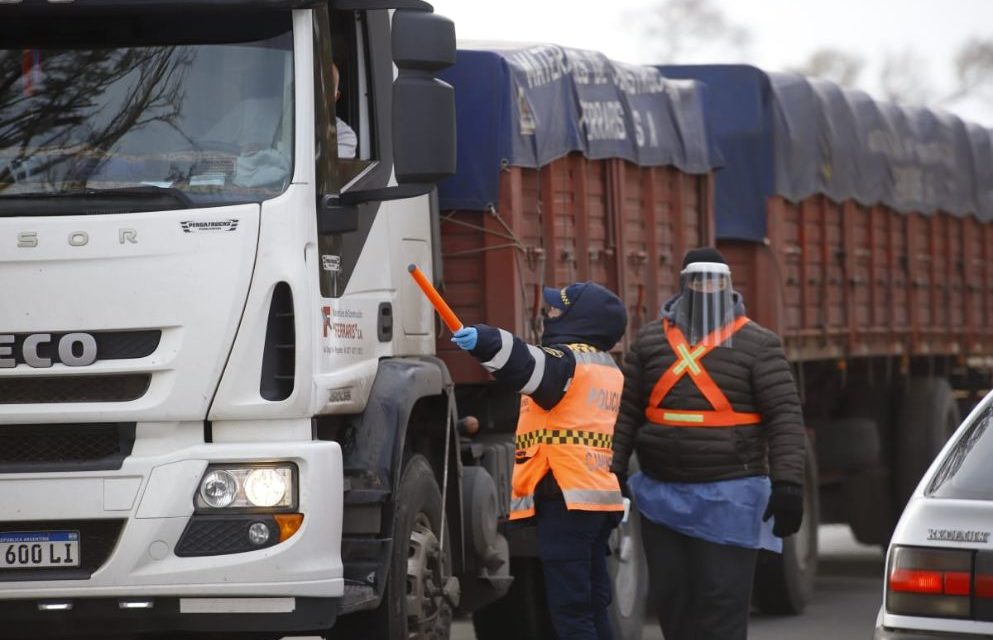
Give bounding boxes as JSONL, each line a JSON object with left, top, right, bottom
{"left": 641, "top": 0, "right": 751, "bottom": 63}
{"left": 942, "top": 37, "right": 993, "bottom": 104}
{"left": 0, "top": 46, "right": 192, "bottom": 190}
{"left": 878, "top": 49, "right": 933, "bottom": 105}
{"left": 790, "top": 48, "right": 864, "bottom": 88}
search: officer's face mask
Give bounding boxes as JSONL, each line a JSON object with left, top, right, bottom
{"left": 678, "top": 262, "right": 735, "bottom": 347}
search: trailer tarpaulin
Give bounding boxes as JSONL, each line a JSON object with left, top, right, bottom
{"left": 438, "top": 44, "right": 721, "bottom": 211}
{"left": 661, "top": 64, "right": 993, "bottom": 242}
{"left": 655, "top": 65, "right": 774, "bottom": 243}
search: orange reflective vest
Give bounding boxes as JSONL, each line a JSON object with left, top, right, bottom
{"left": 645, "top": 317, "right": 763, "bottom": 427}
{"left": 509, "top": 344, "right": 625, "bottom": 520}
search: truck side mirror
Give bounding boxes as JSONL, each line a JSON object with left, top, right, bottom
{"left": 391, "top": 9, "right": 456, "bottom": 185}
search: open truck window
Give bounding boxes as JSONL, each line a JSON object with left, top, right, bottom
{"left": 0, "top": 13, "right": 294, "bottom": 215}
{"left": 314, "top": 6, "right": 376, "bottom": 197}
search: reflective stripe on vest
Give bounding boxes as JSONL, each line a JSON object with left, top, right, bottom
{"left": 645, "top": 317, "right": 763, "bottom": 427}
{"left": 510, "top": 343, "right": 625, "bottom": 520}
{"left": 516, "top": 428, "right": 613, "bottom": 449}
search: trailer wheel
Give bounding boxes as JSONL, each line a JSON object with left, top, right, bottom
{"left": 813, "top": 417, "right": 880, "bottom": 472}
{"left": 609, "top": 458, "right": 647, "bottom": 640}
{"left": 335, "top": 455, "right": 454, "bottom": 640}
{"left": 753, "top": 437, "right": 819, "bottom": 615}
{"left": 842, "top": 385, "right": 896, "bottom": 458}
{"left": 473, "top": 505, "right": 647, "bottom": 640}
{"left": 894, "top": 377, "right": 960, "bottom": 509}
{"left": 471, "top": 557, "right": 555, "bottom": 640}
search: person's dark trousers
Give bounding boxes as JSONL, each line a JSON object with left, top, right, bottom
{"left": 535, "top": 494, "right": 618, "bottom": 640}
{"left": 641, "top": 517, "right": 759, "bottom": 640}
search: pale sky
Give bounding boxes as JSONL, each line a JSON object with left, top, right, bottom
{"left": 430, "top": 0, "right": 993, "bottom": 125}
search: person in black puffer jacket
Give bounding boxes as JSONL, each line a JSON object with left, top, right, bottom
{"left": 611, "top": 247, "right": 805, "bottom": 640}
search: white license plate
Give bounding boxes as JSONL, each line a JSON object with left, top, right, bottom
{"left": 0, "top": 531, "right": 80, "bottom": 569}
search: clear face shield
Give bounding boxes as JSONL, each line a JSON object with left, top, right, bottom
{"left": 678, "top": 262, "right": 735, "bottom": 347}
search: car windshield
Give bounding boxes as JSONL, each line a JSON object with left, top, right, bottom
{"left": 927, "top": 402, "right": 993, "bottom": 500}
{"left": 0, "top": 14, "right": 294, "bottom": 214}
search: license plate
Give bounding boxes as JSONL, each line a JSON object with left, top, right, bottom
{"left": 0, "top": 531, "right": 80, "bottom": 569}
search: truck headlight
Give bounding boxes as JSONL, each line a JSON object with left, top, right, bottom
{"left": 200, "top": 470, "right": 238, "bottom": 508}
{"left": 194, "top": 464, "right": 297, "bottom": 512}
{"left": 244, "top": 468, "right": 289, "bottom": 507}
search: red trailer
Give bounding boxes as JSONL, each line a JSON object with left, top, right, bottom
{"left": 662, "top": 65, "right": 993, "bottom": 612}
{"left": 437, "top": 45, "right": 720, "bottom": 638}
{"left": 439, "top": 158, "right": 713, "bottom": 382}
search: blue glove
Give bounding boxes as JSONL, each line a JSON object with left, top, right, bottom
{"left": 451, "top": 327, "right": 478, "bottom": 351}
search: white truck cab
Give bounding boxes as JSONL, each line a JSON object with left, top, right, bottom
{"left": 0, "top": 1, "right": 474, "bottom": 637}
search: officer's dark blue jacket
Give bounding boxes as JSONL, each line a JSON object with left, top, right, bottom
{"left": 467, "top": 282, "right": 628, "bottom": 410}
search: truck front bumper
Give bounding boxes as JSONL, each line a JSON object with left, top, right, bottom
{"left": 0, "top": 435, "right": 344, "bottom": 636}
{"left": 0, "top": 596, "right": 335, "bottom": 637}
{"left": 875, "top": 626, "right": 982, "bottom": 639}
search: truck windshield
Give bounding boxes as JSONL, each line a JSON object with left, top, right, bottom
{"left": 0, "top": 15, "right": 294, "bottom": 215}
{"left": 927, "top": 403, "right": 993, "bottom": 500}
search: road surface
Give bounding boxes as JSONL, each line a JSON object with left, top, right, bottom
{"left": 451, "top": 524, "right": 885, "bottom": 640}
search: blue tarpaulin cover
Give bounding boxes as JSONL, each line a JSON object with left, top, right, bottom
{"left": 661, "top": 65, "right": 993, "bottom": 242}
{"left": 438, "top": 44, "right": 722, "bottom": 211}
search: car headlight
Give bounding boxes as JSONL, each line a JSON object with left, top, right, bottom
{"left": 194, "top": 464, "right": 297, "bottom": 512}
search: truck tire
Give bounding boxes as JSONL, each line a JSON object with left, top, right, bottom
{"left": 842, "top": 385, "right": 896, "bottom": 457}
{"left": 894, "top": 377, "right": 960, "bottom": 509}
{"left": 813, "top": 417, "right": 880, "bottom": 472}
{"left": 609, "top": 458, "right": 647, "bottom": 640}
{"left": 471, "top": 557, "right": 555, "bottom": 640}
{"left": 473, "top": 505, "right": 647, "bottom": 640}
{"left": 334, "top": 455, "right": 453, "bottom": 640}
{"left": 753, "top": 437, "right": 819, "bottom": 615}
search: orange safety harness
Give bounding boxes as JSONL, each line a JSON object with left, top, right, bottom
{"left": 645, "top": 316, "right": 762, "bottom": 427}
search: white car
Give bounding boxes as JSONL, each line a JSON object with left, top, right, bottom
{"left": 876, "top": 389, "right": 993, "bottom": 638}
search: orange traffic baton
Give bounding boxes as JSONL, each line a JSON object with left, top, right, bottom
{"left": 407, "top": 264, "right": 463, "bottom": 332}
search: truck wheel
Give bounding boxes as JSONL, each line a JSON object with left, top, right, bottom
{"left": 609, "top": 459, "right": 647, "bottom": 640}
{"left": 894, "top": 377, "right": 960, "bottom": 509}
{"left": 335, "top": 455, "right": 453, "bottom": 640}
{"left": 813, "top": 417, "right": 880, "bottom": 472}
{"left": 472, "top": 557, "right": 555, "bottom": 640}
{"left": 753, "top": 437, "right": 819, "bottom": 615}
{"left": 842, "top": 385, "right": 896, "bottom": 458}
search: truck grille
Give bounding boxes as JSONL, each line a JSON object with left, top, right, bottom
{"left": 0, "top": 374, "right": 150, "bottom": 404}
{"left": 0, "top": 423, "right": 135, "bottom": 473}
{"left": 0, "top": 519, "right": 125, "bottom": 582}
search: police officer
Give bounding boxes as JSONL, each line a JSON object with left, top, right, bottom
{"left": 451, "top": 281, "right": 627, "bottom": 640}
{"left": 610, "top": 247, "right": 805, "bottom": 640}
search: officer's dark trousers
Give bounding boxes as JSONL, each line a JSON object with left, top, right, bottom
{"left": 641, "top": 518, "right": 758, "bottom": 640}
{"left": 535, "top": 494, "right": 617, "bottom": 640}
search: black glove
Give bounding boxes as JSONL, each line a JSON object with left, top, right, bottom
{"left": 613, "top": 469, "right": 630, "bottom": 499}
{"left": 763, "top": 482, "right": 804, "bottom": 538}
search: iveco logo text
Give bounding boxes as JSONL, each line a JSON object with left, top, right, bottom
{"left": 16, "top": 230, "right": 138, "bottom": 247}
{"left": 0, "top": 333, "right": 98, "bottom": 368}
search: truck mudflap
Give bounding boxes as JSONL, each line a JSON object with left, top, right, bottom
{"left": 0, "top": 596, "right": 336, "bottom": 638}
